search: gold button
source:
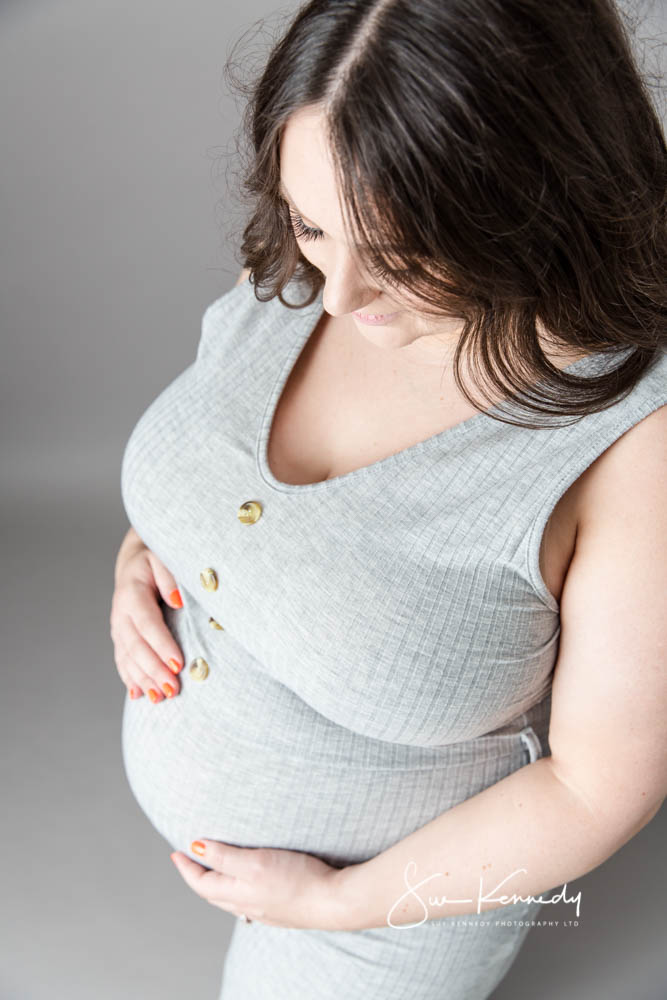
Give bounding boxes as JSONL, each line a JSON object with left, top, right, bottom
{"left": 208, "top": 617, "right": 224, "bottom": 631}
{"left": 189, "top": 657, "right": 209, "bottom": 681}
{"left": 237, "top": 500, "right": 262, "bottom": 525}
{"left": 200, "top": 567, "right": 218, "bottom": 591}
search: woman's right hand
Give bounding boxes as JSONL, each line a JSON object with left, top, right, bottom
{"left": 110, "top": 529, "right": 186, "bottom": 703}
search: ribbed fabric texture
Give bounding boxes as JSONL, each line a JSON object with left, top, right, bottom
{"left": 120, "top": 277, "right": 667, "bottom": 998}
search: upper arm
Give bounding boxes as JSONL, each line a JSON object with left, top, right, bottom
{"left": 546, "top": 403, "right": 667, "bottom": 832}
{"left": 235, "top": 267, "right": 251, "bottom": 287}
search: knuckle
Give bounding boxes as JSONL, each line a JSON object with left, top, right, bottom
{"left": 125, "top": 633, "right": 144, "bottom": 660}
{"left": 133, "top": 604, "right": 159, "bottom": 630}
{"left": 116, "top": 652, "right": 133, "bottom": 677}
{"left": 147, "top": 550, "right": 168, "bottom": 574}
{"left": 124, "top": 579, "right": 146, "bottom": 606}
{"left": 130, "top": 611, "right": 150, "bottom": 636}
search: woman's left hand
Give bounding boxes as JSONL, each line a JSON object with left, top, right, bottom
{"left": 169, "top": 840, "right": 347, "bottom": 930}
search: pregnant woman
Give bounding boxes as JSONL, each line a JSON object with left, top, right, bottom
{"left": 111, "top": 1, "right": 667, "bottom": 997}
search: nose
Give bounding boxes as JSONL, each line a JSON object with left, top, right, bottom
{"left": 321, "top": 248, "right": 378, "bottom": 317}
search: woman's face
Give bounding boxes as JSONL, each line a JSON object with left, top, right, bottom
{"left": 279, "top": 105, "right": 463, "bottom": 366}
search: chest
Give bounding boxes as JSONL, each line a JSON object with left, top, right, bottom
{"left": 266, "top": 312, "right": 584, "bottom": 607}
{"left": 121, "top": 323, "right": 572, "bottom": 744}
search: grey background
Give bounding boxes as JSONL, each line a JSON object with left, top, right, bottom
{"left": 1, "top": 2, "right": 665, "bottom": 998}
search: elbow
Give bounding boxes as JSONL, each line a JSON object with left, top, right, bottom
{"left": 547, "top": 757, "right": 663, "bottom": 850}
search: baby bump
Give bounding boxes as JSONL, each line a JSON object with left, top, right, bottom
{"left": 121, "top": 603, "right": 534, "bottom": 869}
{"left": 120, "top": 603, "right": 303, "bottom": 863}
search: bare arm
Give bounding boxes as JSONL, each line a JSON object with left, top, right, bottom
{"left": 333, "top": 754, "right": 661, "bottom": 930}
{"left": 332, "top": 405, "right": 667, "bottom": 931}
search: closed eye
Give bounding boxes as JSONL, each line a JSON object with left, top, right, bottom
{"left": 287, "top": 205, "right": 400, "bottom": 286}
{"left": 288, "top": 209, "right": 324, "bottom": 242}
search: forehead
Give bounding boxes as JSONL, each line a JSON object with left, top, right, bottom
{"left": 277, "top": 178, "right": 299, "bottom": 202}
{"left": 278, "top": 109, "right": 401, "bottom": 253}
{"left": 280, "top": 107, "right": 331, "bottom": 170}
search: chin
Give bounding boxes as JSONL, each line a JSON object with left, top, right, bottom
{"left": 357, "top": 325, "right": 420, "bottom": 350}
{"left": 357, "top": 328, "right": 397, "bottom": 347}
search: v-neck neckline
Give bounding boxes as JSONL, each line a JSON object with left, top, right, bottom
{"left": 255, "top": 287, "right": 601, "bottom": 495}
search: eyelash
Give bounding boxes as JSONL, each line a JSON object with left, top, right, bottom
{"left": 288, "top": 209, "right": 324, "bottom": 242}
{"left": 287, "top": 206, "right": 399, "bottom": 285}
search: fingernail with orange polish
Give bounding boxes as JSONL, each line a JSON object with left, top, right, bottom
{"left": 191, "top": 840, "right": 206, "bottom": 856}
{"left": 162, "top": 682, "right": 175, "bottom": 698}
{"left": 168, "top": 659, "right": 182, "bottom": 674}
{"left": 148, "top": 688, "right": 160, "bottom": 703}
{"left": 169, "top": 589, "right": 183, "bottom": 608}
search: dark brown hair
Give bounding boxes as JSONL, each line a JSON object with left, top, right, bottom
{"left": 221, "top": 0, "right": 666, "bottom": 426}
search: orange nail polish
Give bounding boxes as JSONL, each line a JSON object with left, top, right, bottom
{"left": 162, "top": 682, "right": 175, "bottom": 698}
{"left": 169, "top": 589, "right": 183, "bottom": 608}
{"left": 148, "top": 688, "right": 160, "bottom": 703}
{"left": 191, "top": 840, "right": 206, "bottom": 856}
{"left": 129, "top": 687, "right": 140, "bottom": 699}
{"left": 168, "top": 659, "right": 182, "bottom": 674}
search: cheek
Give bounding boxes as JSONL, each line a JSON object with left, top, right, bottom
{"left": 296, "top": 243, "right": 325, "bottom": 273}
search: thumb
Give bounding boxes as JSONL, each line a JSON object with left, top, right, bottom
{"left": 146, "top": 550, "right": 184, "bottom": 609}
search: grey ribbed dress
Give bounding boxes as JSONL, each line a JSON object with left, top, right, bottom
{"left": 120, "top": 275, "right": 667, "bottom": 999}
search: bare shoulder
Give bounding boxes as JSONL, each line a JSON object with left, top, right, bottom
{"left": 545, "top": 401, "right": 667, "bottom": 826}
{"left": 235, "top": 267, "right": 252, "bottom": 287}
{"left": 574, "top": 401, "right": 667, "bottom": 534}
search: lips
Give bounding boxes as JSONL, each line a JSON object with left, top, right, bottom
{"left": 353, "top": 310, "right": 399, "bottom": 325}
